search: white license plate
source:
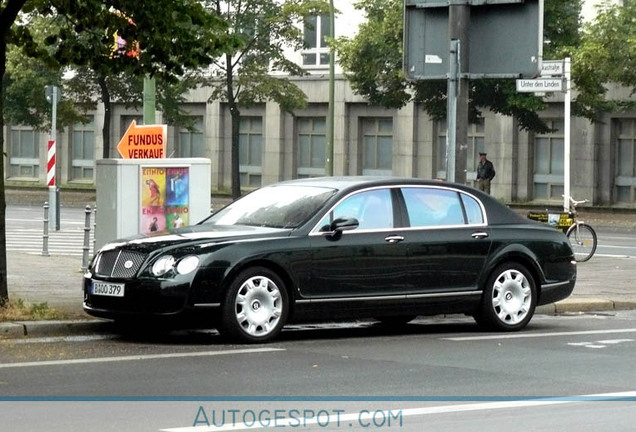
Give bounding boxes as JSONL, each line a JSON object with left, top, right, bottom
{"left": 92, "top": 280, "right": 125, "bottom": 297}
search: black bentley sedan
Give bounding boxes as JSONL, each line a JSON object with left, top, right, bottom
{"left": 84, "top": 177, "right": 576, "bottom": 342}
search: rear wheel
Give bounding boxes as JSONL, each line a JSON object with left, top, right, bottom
{"left": 566, "top": 223, "right": 597, "bottom": 262}
{"left": 221, "top": 267, "right": 288, "bottom": 343}
{"left": 475, "top": 263, "right": 536, "bottom": 331}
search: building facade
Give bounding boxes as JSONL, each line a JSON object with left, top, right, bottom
{"left": 3, "top": 0, "right": 636, "bottom": 208}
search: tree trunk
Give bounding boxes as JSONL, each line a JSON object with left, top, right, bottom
{"left": 225, "top": 52, "right": 241, "bottom": 199}
{"left": 98, "top": 75, "right": 112, "bottom": 159}
{"left": 0, "top": 36, "right": 9, "bottom": 305}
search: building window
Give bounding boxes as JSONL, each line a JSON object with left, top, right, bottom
{"left": 361, "top": 117, "right": 393, "bottom": 176}
{"left": 177, "top": 117, "right": 204, "bottom": 157}
{"left": 9, "top": 126, "right": 39, "bottom": 179}
{"left": 71, "top": 117, "right": 95, "bottom": 181}
{"left": 533, "top": 119, "right": 564, "bottom": 200}
{"left": 302, "top": 14, "right": 330, "bottom": 67}
{"left": 615, "top": 118, "right": 636, "bottom": 203}
{"left": 239, "top": 116, "right": 263, "bottom": 188}
{"left": 297, "top": 117, "right": 326, "bottom": 178}
{"left": 436, "top": 119, "right": 485, "bottom": 181}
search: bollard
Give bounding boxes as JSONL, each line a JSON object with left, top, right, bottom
{"left": 42, "top": 202, "right": 50, "bottom": 257}
{"left": 82, "top": 205, "right": 92, "bottom": 271}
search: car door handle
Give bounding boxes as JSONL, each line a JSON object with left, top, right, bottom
{"left": 472, "top": 231, "right": 489, "bottom": 239}
{"left": 385, "top": 235, "right": 404, "bottom": 244}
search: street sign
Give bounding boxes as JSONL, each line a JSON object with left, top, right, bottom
{"left": 540, "top": 60, "right": 564, "bottom": 77}
{"left": 117, "top": 120, "right": 167, "bottom": 159}
{"left": 516, "top": 78, "right": 565, "bottom": 92}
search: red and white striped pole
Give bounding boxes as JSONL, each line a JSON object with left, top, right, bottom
{"left": 46, "top": 84, "right": 60, "bottom": 231}
{"left": 47, "top": 140, "right": 56, "bottom": 187}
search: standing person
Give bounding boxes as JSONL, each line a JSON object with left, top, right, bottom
{"left": 476, "top": 152, "right": 496, "bottom": 194}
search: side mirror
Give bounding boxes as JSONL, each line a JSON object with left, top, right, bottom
{"left": 323, "top": 217, "right": 359, "bottom": 241}
{"left": 330, "top": 217, "right": 359, "bottom": 232}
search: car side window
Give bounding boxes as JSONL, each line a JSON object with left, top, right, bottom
{"left": 461, "top": 194, "right": 484, "bottom": 224}
{"left": 402, "top": 188, "right": 466, "bottom": 227}
{"left": 317, "top": 189, "right": 393, "bottom": 231}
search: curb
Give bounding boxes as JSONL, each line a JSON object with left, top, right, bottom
{"left": 3, "top": 299, "right": 636, "bottom": 340}
{"left": 0, "top": 319, "right": 111, "bottom": 339}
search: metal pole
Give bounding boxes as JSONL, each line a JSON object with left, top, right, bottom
{"left": 448, "top": 3, "right": 469, "bottom": 185}
{"left": 82, "top": 205, "right": 92, "bottom": 271}
{"left": 325, "top": 0, "right": 335, "bottom": 176}
{"left": 143, "top": 76, "right": 156, "bottom": 125}
{"left": 49, "top": 85, "right": 59, "bottom": 231}
{"left": 563, "top": 57, "right": 571, "bottom": 212}
{"left": 42, "top": 202, "right": 50, "bottom": 257}
{"left": 447, "top": 39, "right": 459, "bottom": 183}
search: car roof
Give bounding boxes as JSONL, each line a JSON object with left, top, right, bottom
{"left": 271, "top": 176, "right": 527, "bottom": 226}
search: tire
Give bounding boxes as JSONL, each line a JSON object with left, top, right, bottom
{"left": 475, "top": 263, "right": 536, "bottom": 331}
{"left": 375, "top": 315, "right": 417, "bottom": 327}
{"left": 221, "top": 267, "right": 288, "bottom": 343}
{"left": 566, "top": 223, "right": 597, "bottom": 263}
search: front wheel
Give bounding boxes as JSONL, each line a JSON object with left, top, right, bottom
{"left": 566, "top": 223, "right": 597, "bottom": 262}
{"left": 221, "top": 267, "right": 288, "bottom": 343}
{"left": 474, "top": 263, "right": 536, "bottom": 332}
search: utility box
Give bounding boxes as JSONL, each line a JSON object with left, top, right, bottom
{"left": 95, "top": 158, "right": 212, "bottom": 250}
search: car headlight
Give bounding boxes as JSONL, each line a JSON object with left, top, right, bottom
{"left": 176, "top": 255, "right": 200, "bottom": 275}
{"left": 151, "top": 255, "right": 175, "bottom": 276}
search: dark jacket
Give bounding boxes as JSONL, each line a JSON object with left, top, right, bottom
{"left": 477, "top": 159, "right": 496, "bottom": 180}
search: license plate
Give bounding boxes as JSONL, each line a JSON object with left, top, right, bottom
{"left": 91, "top": 280, "right": 125, "bottom": 297}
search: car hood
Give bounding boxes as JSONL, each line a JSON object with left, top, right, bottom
{"left": 98, "top": 224, "right": 292, "bottom": 254}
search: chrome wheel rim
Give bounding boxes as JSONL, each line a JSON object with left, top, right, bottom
{"left": 491, "top": 269, "right": 531, "bottom": 325}
{"left": 234, "top": 276, "right": 282, "bottom": 337}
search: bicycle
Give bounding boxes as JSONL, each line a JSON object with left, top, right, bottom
{"left": 527, "top": 196, "right": 597, "bottom": 262}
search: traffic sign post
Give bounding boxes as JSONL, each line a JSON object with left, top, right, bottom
{"left": 516, "top": 58, "right": 572, "bottom": 211}
{"left": 45, "top": 85, "right": 60, "bottom": 231}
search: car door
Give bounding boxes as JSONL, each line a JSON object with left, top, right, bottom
{"left": 399, "top": 186, "right": 492, "bottom": 294}
{"left": 304, "top": 187, "right": 409, "bottom": 298}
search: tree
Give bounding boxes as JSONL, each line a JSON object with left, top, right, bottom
{"left": 202, "top": 0, "right": 329, "bottom": 199}
{"left": 0, "top": 0, "right": 236, "bottom": 306}
{"left": 0, "top": 0, "right": 29, "bottom": 306}
{"left": 334, "top": 0, "right": 602, "bottom": 133}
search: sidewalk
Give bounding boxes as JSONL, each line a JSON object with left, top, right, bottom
{"left": 2, "top": 248, "right": 636, "bottom": 338}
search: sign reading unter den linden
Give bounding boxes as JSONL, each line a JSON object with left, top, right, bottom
{"left": 516, "top": 78, "right": 565, "bottom": 93}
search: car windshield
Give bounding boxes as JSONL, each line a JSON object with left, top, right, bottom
{"left": 205, "top": 185, "right": 337, "bottom": 229}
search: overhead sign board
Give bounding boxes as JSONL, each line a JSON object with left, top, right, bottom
{"left": 516, "top": 78, "right": 565, "bottom": 92}
{"left": 117, "top": 120, "right": 167, "bottom": 159}
{"left": 404, "top": 0, "right": 543, "bottom": 80}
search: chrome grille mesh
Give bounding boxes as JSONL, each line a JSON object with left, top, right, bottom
{"left": 94, "top": 250, "right": 147, "bottom": 278}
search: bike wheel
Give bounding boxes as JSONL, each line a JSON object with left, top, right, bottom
{"left": 566, "top": 223, "right": 597, "bottom": 262}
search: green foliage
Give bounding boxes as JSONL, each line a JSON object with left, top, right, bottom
{"left": 335, "top": 0, "right": 597, "bottom": 133}
{"left": 203, "top": 0, "right": 330, "bottom": 109}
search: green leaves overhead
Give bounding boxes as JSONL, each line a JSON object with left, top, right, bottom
{"left": 335, "top": 0, "right": 606, "bottom": 133}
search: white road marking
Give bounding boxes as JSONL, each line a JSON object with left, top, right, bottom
{"left": 2, "top": 335, "right": 115, "bottom": 344}
{"left": 443, "top": 328, "right": 636, "bottom": 341}
{"left": 159, "top": 391, "right": 636, "bottom": 432}
{"left": 0, "top": 347, "right": 284, "bottom": 369}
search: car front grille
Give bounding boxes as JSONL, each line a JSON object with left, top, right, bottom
{"left": 94, "top": 250, "right": 148, "bottom": 278}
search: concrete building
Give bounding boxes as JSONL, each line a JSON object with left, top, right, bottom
{"left": 3, "top": 0, "right": 636, "bottom": 208}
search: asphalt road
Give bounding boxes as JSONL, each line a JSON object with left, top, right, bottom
{"left": 1, "top": 312, "right": 636, "bottom": 431}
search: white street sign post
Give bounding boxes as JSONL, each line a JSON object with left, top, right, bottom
{"left": 516, "top": 58, "right": 571, "bottom": 212}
